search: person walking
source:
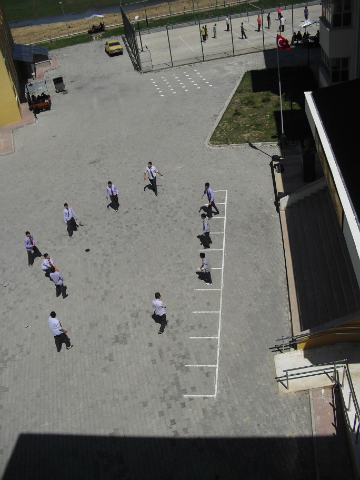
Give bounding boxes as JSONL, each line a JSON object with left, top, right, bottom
{"left": 49, "top": 266, "right": 68, "bottom": 299}
{"left": 241, "top": 22, "right": 247, "bottom": 38}
{"left": 144, "top": 162, "right": 163, "bottom": 196}
{"left": 267, "top": 12, "right": 271, "bottom": 29}
{"left": 41, "top": 253, "right": 56, "bottom": 278}
{"left": 201, "top": 182, "right": 219, "bottom": 218}
{"left": 105, "top": 181, "right": 119, "bottom": 212}
{"left": 257, "top": 15, "right": 261, "bottom": 32}
{"left": 48, "top": 311, "right": 73, "bottom": 352}
{"left": 225, "top": 15, "right": 230, "bottom": 31}
{"left": 213, "top": 23, "right": 217, "bottom": 38}
{"left": 200, "top": 213, "right": 212, "bottom": 249}
{"left": 24, "top": 231, "right": 42, "bottom": 266}
{"left": 201, "top": 26, "right": 206, "bottom": 42}
{"left": 304, "top": 6, "right": 308, "bottom": 20}
{"left": 205, "top": 25, "right": 208, "bottom": 40}
{"left": 198, "top": 253, "right": 212, "bottom": 285}
{"left": 280, "top": 15, "right": 285, "bottom": 32}
{"left": 277, "top": 5, "right": 282, "bottom": 20}
{"left": 63, "top": 203, "right": 78, "bottom": 237}
{"left": 152, "top": 292, "right": 167, "bottom": 335}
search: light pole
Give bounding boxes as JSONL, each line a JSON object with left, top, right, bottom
{"left": 59, "top": 2, "right": 70, "bottom": 37}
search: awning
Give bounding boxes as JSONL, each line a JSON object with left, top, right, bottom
{"left": 12, "top": 43, "right": 49, "bottom": 63}
{"left": 86, "top": 14, "right": 104, "bottom": 20}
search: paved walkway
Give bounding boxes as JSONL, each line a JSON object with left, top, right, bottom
{"left": 0, "top": 43, "right": 320, "bottom": 479}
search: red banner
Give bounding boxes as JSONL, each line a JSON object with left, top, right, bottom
{"left": 277, "top": 34, "right": 290, "bottom": 50}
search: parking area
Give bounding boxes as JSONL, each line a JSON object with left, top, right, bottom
{"left": 0, "top": 39, "right": 316, "bottom": 479}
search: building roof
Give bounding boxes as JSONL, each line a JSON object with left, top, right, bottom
{"left": 312, "top": 79, "right": 360, "bottom": 220}
{"left": 12, "top": 43, "right": 48, "bottom": 62}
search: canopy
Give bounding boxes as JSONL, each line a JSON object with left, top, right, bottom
{"left": 299, "top": 19, "right": 319, "bottom": 28}
{"left": 13, "top": 43, "right": 48, "bottom": 62}
{"left": 26, "top": 80, "right": 47, "bottom": 95}
{"left": 86, "top": 14, "right": 104, "bottom": 20}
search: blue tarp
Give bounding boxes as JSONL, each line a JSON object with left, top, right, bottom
{"left": 12, "top": 44, "right": 49, "bottom": 62}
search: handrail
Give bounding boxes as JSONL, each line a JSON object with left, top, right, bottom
{"left": 275, "top": 359, "right": 360, "bottom": 444}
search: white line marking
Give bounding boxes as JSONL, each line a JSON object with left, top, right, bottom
{"left": 212, "top": 268, "right": 223, "bottom": 270}
{"left": 213, "top": 190, "right": 226, "bottom": 192}
{"left": 211, "top": 217, "right": 225, "bottom": 219}
{"left": 192, "top": 311, "right": 220, "bottom": 313}
{"left": 185, "top": 365, "right": 217, "bottom": 367}
{"left": 217, "top": 203, "right": 226, "bottom": 205}
{"left": 184, "top": 394, "right": 216, "bottom": 398}
{"left": 195, "top": 289, "right": 221, "bottom": 291}
{"left": 199, "top": 249, "right": 223, "bottom": 251}
{"left": 211, "top": 232, "right": 224, "bottom": 234}
{"left": 189, "top": 337, "right": 218, "bottom": 339}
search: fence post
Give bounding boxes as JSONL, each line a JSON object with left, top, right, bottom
{"left": 166, "top": 25, "right": 174, "bottom": 67}
{"left": 356, "top": 424, "right": 360, "bottom": 444}
{"left": 198, "top": 22, "right": 204, "bottom": 61}
{"left": 192, "top": 0, "right": 196, "bottom": 21}
{"left": 168, "top": 1, "right": 172, "bottom": 26}
{"left": 216, "top": 0, "right": 219, "bottom": 20}
{"left": 348, "top": 391, "right": 353, "bottom": 411}
{"left": 342, "top": 366, "right": 345, "bottom": 387}
{"left": 230, "top": 14, "right": 234, "bottom": 56}
{"left": 262, "top": 5, "right": 265, "bottom": 50}
{"left": 286, "top": 371, "right": 289, "bottom": 390}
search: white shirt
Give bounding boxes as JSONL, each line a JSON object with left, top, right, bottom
{"left": 48, "top": 316, "right": 63, "bottom": 336}
{"left": 281, "top": 17, "right": 285, "bottom": 25}
{"left": 50, "top": 271, "right": 63, "bottom": 285}
{"left": 152, "top": 299, "right": 166, "bottom": 316}
{"left": 41, "top": 257, "right": 53, "bottom": 271}
{"left": 63, "top": 207, "right": 76, "bottom": 223}
{"left": 202, "top": 256, "right": 211, "bottom": 272}
{"left": 106, "top": 184, "right": 119, "bottom": 197}
{"left": 145, "top": 166, "right": 158, "bottom": 179}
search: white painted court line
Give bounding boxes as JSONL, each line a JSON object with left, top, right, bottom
{"left": 210, "top": 232, "right": 224, "bottom": 234}
{"left": 199, "top": 248, "right": 223, "bottom": 252}
{"left": 184, "top": 189, "right": 228, "bottom": 399}
{"left": 186, "top": 364, "right": 217, "bottom": 367}
{"left": 212, "top": 268, "right": 223, "bottom": 270}
{"left": 212, "top": 217, "right": 225, "bottom": 219}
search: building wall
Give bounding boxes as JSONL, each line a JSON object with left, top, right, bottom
{"left": 0, "top": 1, "right": 21, "bottom": 127}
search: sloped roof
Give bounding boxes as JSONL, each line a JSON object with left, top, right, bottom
{"left": 12, "top": 43, "right": 49, "bottom": 62}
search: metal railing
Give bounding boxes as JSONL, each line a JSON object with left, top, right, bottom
{"left": 275, "top": 359, "right": 360, "bottom": 444}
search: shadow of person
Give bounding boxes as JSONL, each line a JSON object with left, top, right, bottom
{"left": 107, "top": 202, "right": 117, "bottom": 211}
{"left": 196, "top": 271, "right": 206, "bottom": 283}
{"left": 198, "top": 205, "right": 208, "bottom": 214}
{"left": 144, "top": 183, "right": 154, "bottom": 192}
{"left": 197, "top": 234, "right": 206, "bottom": 248}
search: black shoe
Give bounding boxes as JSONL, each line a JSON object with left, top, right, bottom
{"left": 66, "top": 345, "right": 73, "bottom": 350}
{"left": 158, "top": 329, "right": 163, "bottom": 334}
{"left": 63, "top": 294, "right": 68, "bottom": 299}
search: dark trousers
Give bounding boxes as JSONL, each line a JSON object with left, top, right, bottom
{"left": 204, "top": 271, "right": 212, "bottom": 284}
{"left": 258, "top": 23, "right": 261, "bottom": 31}
{"left": 43, "top": 268, "right": 52, "bottom": 278}
{"left": 110, "top": 195, "right": 119, "bottom": 210}
{"left": 241, "top": 30, "right": 247, "bottom": 38}
{"left": 208, "top": 200, "right": 219, "bottom": 218}
{"left": 227, "top": 23, "right": 229, "bottom": 31}
{"left": 27, "top": 246, "right": 41, "bottom": 265}
{"left": 281, "top": 24, "right": 284, "bottom": 32}
{"left": 202, "top": 232, "right": 212, "bottom": 248}
{"left": 149, "top": 177, "right": 157, "bottom": 195}
{"left": 54, "top": 333, "right": 71, "bottom": 352}
{"left": 67, "top": 217, "right": 77, "bottom": 237}
{"left": 157, "top": 314, "right": 167, "bottom": 333}
{"left": 55, "top": 283, "right": 67, "bottom": 298}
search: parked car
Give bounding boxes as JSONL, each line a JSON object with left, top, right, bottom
{"left": 105, "top": 40, "right": 123, "bottom": 56}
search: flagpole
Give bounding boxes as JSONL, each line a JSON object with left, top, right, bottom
{"left": 276, "top": 34, "right": 284, "bottom": 136}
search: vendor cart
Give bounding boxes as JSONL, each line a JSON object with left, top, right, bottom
{"left": 25, "top": 80, "right": 51, "bottom": 113}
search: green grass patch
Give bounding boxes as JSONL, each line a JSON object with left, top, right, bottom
{"left": 210, "top": 67, "right": 318, "bottom": 145}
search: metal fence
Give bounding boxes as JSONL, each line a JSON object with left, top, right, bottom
{"left": 121, "top": 6, "right": 142, "bottom": 71}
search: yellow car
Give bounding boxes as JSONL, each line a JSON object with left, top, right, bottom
{"left": 105, "top": 40, "right": 123, "bottom": 56}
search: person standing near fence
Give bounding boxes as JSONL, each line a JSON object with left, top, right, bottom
{"left": 213, "top": 23, "right": 217, "bottom": 38}
{"left": 241, "top": 22, "right": 247, "bottom": 38}
{"left": 257, "top": 15, "right": 261, "bottom": 32}
{"left": 267, "top": 12, "right": 271, "bottom": 29}
{"left": 304, "top": 6, "right": 308, "bottom": 20}
{"left": 225, "top": 16, "right": 230, "bottom": 31}
{"left": 277, "top": 5, "right": 282, "bottom": 20}
{"left": 280, "top": 15, "right": 285, "bottom": 32}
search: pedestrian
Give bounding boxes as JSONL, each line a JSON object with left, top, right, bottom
{"left": 201, "top": 26, "right": 206, "bottom": 42}
{"left": 201, "top": 182, "right": 219, "bottom": 218}
{"left": 63, "top": 203, "right": 78, "bottom": 238}
{"left": 205, "top": 25, "right": 208, "bottom": 40}
{"left": 105, "top": 181, "right": 119, "bottom": 212}
{"left": 152, "top": 292, "right": 167, "bottom": 335}
{"left": 49, "top": 266, "right": 68, "bottom": 299}
{"left": 48, "top": 311, "right": 73, "bottom": 352}
{"left": 277, "top": 5, "right": 282, "bottom": 20}
{"left": 304, "top": 6, "right": 308, "bottom": 20}
{"left": 267, "top": 12, "right": 271, "bottom": 29}
{"left": 198, "top": 253, "right": 212, "bottom": 285}
{"left": 257, "top": 15, "right": 261, "bottom": 32}
{"left": 225, "top": 15, "right": 229, "bottom": 31}
{"left": 200, "top": 213, "right": 212, "bottom": 249}
{"left": 24, "top": 231, "right": 42, "bottom": 266}
{"left": 280, "top": 15, "right": 285, "bottom": 32}
{"left": 213, "top": 23, "right": 217, "bottom": 38}
{"left": 241, "top": 22, "right": 247, "bottom": 38}
{"left": 144, "top": 161, "right": 163, "bottom": 196}
{"left": 41, "top": 253, "right": 56, "bottom": 278}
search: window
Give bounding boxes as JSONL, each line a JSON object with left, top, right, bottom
{"left": 333, "top": 0, "right": 352, "bottom": 27}
{"left": 321, "top": 49, "right": 349, "bottom": 83}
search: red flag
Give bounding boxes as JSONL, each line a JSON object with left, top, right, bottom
{"left": 277, "top": 34, "right": 290, "bottom": 50}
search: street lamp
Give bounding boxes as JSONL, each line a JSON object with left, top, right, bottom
{"left": 59, "top": 2, "right": 70, "bottom": 37}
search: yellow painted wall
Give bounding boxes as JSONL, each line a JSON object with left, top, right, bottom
{"left": 0, "top": 0, "right": 21, "bottom": 127}
{"left": 0, "top": 55, "right": 21, "bottom": 127}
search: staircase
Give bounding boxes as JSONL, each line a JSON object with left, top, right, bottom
{"left": 285, "top": 187, "right": 360, "bottom": 332}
